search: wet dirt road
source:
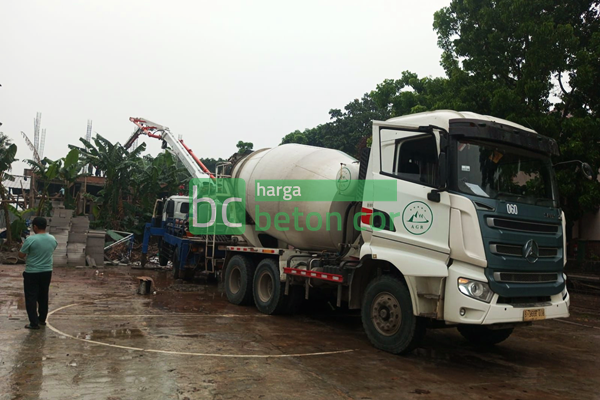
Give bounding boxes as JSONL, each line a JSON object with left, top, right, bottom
{"left": 1, "top": 265, "right": 599, "bottom": 400}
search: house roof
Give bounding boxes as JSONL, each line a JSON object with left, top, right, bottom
{"left": 1, "top": 175, "right": 31, "bottom": 190}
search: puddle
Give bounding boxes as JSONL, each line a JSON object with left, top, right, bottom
{"left": 76, "top": 328, "right": 145, "bottom": 340}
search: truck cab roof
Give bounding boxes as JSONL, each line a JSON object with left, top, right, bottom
{"left": 386, "top": 110, "right": 537, "bottom": 134}
{"left": 167, "top": 195, "right": 189, "bottom": 203}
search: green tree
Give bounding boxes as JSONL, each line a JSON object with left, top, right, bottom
{"left": 0, "top": 133, "right": 17, "bottom": 243}
{"left": 432, "top": 0, "right": 600, "bottom": 224}
{"left": 236, "top": 141, "right": 254, "bottom": 154}
{"left": 281, "top": 93, "right": 389, "bottom": 157}
{"left": 283, "top": 1, "right": 600, "bottom": 229}
{"left": 199, "top": 157, "right": 226, "bottom": 174}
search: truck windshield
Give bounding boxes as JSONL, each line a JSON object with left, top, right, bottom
{"left": 455, "top": 140, "right": 557, "bottom": 207}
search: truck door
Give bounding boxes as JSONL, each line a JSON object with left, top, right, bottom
{"left": 369, "top": 123, "right": 450, "bottom": 255}
{"left": 164, "top": 199, "right": 175, "bottom": 221}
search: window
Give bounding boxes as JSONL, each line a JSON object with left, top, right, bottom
{"left": 381, "top": 134, "right": 438, "bottom": 186}
{"left": 454, "top": 140, "right": 557, "bottom": 206}
{"left": 180, "top": 202, "right": 189, "bottom": 214}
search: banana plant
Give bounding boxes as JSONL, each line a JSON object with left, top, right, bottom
{"left": 7, "top": 205, "right": 35, "bottom": 241}
{"left": 26, "top": 157, "right": 61, "bottom": 216}
{"left": 79, "top": 134, "right": 146, "bottom": 229}
{"left": 0, "top": 133, "right": 18, "bottom": 243}
{"left": 58, "top": 148, "right": 82, "bottom": 209}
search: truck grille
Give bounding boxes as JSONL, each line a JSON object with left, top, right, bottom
{"left": 490, "top": 243, "right": 558, "bottom": 258}
{"left": 486, "top": 217, "right": 559, "bottom": 234}
{"left": 493, "top": 272, "right": 559, "bottom": 283}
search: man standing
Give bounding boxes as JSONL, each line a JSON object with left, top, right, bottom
{"left": 18, "top": 217, "right": 57, "bottom": 330}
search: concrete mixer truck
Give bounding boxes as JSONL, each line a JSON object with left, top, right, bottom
{"left": 131, "top": 110, "right": 581, "bottom": 354}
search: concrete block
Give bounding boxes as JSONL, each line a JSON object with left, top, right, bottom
{"left": 53, "top": 255, "right": 68, "bottom": 266}
{"left": 68, "top": 232, "right": 88, "bottom": 244}
{"left": 87, "top": 250, "right": 105, "bottom": 260}
{"left": 89, "top": 230, "right": 106, "bottom": 237}
{"left": 86, "top": 241, "right": 105, "bottom": 250}
{"left": 67, "top": 244, "right": 86, "bottom": 253}
{"left": 51, "top": 221, "right": 70, "bottom": 229}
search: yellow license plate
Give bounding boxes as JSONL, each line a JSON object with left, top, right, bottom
{"left": 523, "top": 308, "right": 545, "bottom": 321}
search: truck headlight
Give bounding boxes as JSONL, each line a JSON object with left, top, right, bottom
{"left": 458, "top": 277, "right": 494, "bottom": 303}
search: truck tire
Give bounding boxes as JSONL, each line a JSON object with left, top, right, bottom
{"left": 224, "top": 255, "right": 256, "bottom": 305}
{"left": 457, "top": 325, "right": 513, "bottom": 345}
{"left": 253, "top": 258, "right": 288, "bottom": 315}
{"left": 361, "top": 275, "right": 426, "bottom": 355}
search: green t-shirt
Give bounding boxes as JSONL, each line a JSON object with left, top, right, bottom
{"left": 20, "top": 233, "right": 58, "bottom": 273}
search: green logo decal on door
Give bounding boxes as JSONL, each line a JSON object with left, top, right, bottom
{"left": 402, "top": 201, "right": 433, "bottom": 235}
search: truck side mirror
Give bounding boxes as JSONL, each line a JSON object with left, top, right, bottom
{"left": 554, "top": 160, "right": 594, "bottom": 180}
{"left": 582, "top": 162, "right": 594, "bottom": 180}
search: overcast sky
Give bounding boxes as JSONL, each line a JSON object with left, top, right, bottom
{"left": 1, "top": 0, "right": 449, "bottom": 174}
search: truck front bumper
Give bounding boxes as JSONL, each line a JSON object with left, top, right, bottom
{"left": 444, "top": 261, "right": 570, "bottom": 325}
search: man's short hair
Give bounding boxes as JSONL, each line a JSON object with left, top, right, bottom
{"left": 32, "top": 217, "right": 47, "bottom": 230}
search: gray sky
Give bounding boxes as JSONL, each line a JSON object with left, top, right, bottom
{"left": 1, "top": 0, "right": 448, "bottom": 174}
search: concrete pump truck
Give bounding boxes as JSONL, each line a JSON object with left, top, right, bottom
{"left": 130, "top": 110, "right": 588, "bottom": 354}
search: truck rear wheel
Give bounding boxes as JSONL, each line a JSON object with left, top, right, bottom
{"left": 361, "top": 275, "right": 426, "bottom": 355}
{"left": 457, "top": 325, "right": 513, "bottom": 345}
{"left": 253, "top": 258, "right": 288, "bottom": 315}
{"left": 224, "top": 255, "right": 255, "bottom": 305}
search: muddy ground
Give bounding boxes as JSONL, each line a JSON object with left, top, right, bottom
{"left": 1, "top": 265, "right": 599, "bottom": 400}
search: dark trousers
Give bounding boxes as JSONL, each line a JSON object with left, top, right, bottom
{"left": 23, "top": 271, "right": 52, "bottom": 327}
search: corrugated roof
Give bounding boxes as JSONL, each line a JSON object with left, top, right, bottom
{"left": 1, "top": 175, "right": 31, "bottom": 190}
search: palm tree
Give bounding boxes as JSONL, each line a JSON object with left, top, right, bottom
{"left": 0, "top": 133, "right": 18, "bottom": 243}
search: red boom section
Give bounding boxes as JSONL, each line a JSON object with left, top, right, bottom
{"left": 178, "top": 140, "right": 215, "bottom": 179}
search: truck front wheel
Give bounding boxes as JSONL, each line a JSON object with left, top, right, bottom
{"left": 224, "top": 255, "right": 256, "bottom": 305}
{"left": 457, "top": 325, "right": 513, "bottom": 345}
{"left": 253, "top": 258, "right": 288, "bottom": 315}
{"left": 361, "top": 275, "right": 426, "bottom": 355}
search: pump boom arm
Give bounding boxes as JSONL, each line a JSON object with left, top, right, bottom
{"left": 126, "top": 117, "right": 214, "bottom": 179}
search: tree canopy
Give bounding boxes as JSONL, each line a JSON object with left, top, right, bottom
{"left": 281, "top": 0, "right": 600, "bottom": 226}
